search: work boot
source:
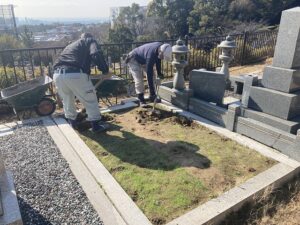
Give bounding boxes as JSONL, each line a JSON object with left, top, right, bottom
{"left": 137, "top": 93, "right": 147, "bottom": 108}
{"left": 91, "top": 121, "right": 110, "bottom": 133}
{"left": 149, "top": 95, "right": 161, "bottom": 103}
{"left": 68, "top": 119, "right": 79, "bottom": 130}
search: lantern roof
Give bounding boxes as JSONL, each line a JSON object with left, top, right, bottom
{"left": 218, "top": 35, "right": 237, "bottom": 49}
{"left": 172, "top": 38, "right": 189, "bottom": 53}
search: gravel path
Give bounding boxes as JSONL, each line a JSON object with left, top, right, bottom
{"left": 0, "top": 120, "right": 103, "bottom": 225}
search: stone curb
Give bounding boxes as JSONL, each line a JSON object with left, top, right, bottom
{"left": 5, "top": 100, "right": 299, "bottom": 225}
{"left": 52, "top": 117, "right": 152, "bottom": 225}
{"left": 158, "top": 101, "right": 300, "bottom": 225}
{"left": 43, "top": 117, "right": 127, "bottom": 225}
{"left": 0, "top": 171, "right": 23, "bottom": 225}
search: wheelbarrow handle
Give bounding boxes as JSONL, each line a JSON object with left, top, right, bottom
{"left": 93, "top": 73, "right": 113, "bottom": 89}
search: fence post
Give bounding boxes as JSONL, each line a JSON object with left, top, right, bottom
{"left": 184, "top": 35, "right": 189, "bottom": 46}
{"left": 241, "top": 31, "right": 249, "bottom": 66}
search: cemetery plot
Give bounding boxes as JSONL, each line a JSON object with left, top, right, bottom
{"left": 80, "top": 108, "right": 277, "bottom": 225}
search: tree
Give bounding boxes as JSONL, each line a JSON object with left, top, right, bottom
{"left": 148, "top": 0, "right": 194, "bottom": 38}
{"left": 110, "top": 3, "right": 149, "bottom": 41}
{"left": 108, "top": 26, "right": 134, "bottom": 44}
{"left": 188, "top": 0, "right": 231, "bottom": 35}
{"left": 19, "top": 26, "right": 34, "bottom": 48}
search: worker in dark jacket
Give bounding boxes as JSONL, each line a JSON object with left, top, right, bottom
{"left": 126, "top": 42, "right": 172, "bottom": 106}
{"left": 53, "top": 33, "right": 109, "bottom": 132}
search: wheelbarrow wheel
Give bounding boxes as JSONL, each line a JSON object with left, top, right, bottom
{"left": 35, "top": 97, "right": 56, "bottom": 116}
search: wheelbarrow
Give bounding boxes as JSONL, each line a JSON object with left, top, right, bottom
{"left": 90, "top": 74, "right": 128, "bottom": 106}
{"left": 0, "top": 76, "right": 56, "bottom": 119}
{"left": 75, "top": 74, "right": 130, "bottom": 124}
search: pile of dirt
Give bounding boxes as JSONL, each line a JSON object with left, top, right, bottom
{"left": 167, "top": 115, "right": 194, "bottom": 127}
{"left": 134, "top": 108, "right": 194, "bottom": 127}
{"left": 135, "top": 108, "right": 173, "bottom": 123}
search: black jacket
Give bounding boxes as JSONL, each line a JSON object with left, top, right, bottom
{"left": 54, "top": 37, "right": 108, "bottom": 75}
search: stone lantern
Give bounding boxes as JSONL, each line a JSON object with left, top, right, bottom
{"left": 172, "top": 39, "right": 189, "bottom": 90}
{"left": 218, "top": 35, "right": 237, "bottom": 82}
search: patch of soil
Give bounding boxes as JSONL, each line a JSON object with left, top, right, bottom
{"left": 135, "top": 108, "right": 174, "bottom": 123}
{"left": 110, "top": 166, "right": 125, "bottom": 173}
{"left": 130, "top": 190, "right": 139, "bottom": 202}
{"left": 151, "top": 217, "right": 166, "bottom": 225}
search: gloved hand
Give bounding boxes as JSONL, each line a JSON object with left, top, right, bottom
{"left": 158, "top": 73, "right": 165, "bottom": 79}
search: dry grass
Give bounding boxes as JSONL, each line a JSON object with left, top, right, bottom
{"left": 222, "top": 174, "right": 300, "bottom": 225}
{"left": 80, "top": 108, "right": 275, "bottom": 224}
{"left": 229, "top": 58, "right": 273, "bottom": 77}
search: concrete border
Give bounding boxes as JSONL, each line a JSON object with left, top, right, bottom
{"left": 52, "top": 117, "right": 152, "bottom": 225}
{"left": 0, "top": 171, "right": 23, "bottom": 225}
{"left": 51, "top": 103, "right": 300, "bottom": 225}
{"left": 43, "top": 117, "right": 127, "bottom": 225}
{"left": 4, "top": 99, "right": 299, "bottom": 225}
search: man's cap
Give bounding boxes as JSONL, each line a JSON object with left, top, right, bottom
{"left": 160, "top": 43, "right": 172, "bottom": 62}
{"left": 81, "top": 33, "right": 94, "bottom": 39}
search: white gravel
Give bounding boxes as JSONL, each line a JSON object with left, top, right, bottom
{"left": 0, "top": 120, "right": 104, "bottom": 225}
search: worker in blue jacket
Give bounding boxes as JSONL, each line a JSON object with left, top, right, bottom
{"left": 126, "top": 42, "right": 172, "bottom": 106}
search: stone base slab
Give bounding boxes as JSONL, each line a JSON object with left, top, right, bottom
{"left": 242, "top": 108, "right": 300, "bottom": 134}
{"left": 236, "top": 117, "right": 299, "bottom": 161}
{"left": 248, "top": 86, "right": 300, "bottom": 119}
{"left": 158, "top": 85, "right": 193, "bottom": 110}
{"left": 0, "top": 171, "right": 23, "bottom": 225}
{"left": 262, "top": 66, "right": 300, "bottom": 93}
{"left": 189, "top": 98, "right": 228, "bottom": 127}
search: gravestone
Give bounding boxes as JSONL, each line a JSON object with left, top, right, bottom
{"left": 238, "top": 7, "right": 300, "bottom": 161}
{"left": 248, "top": 7, "right": 300, "bottom": 120}
{"left": 189, "top": 70, "right": 226, "bottom": 105}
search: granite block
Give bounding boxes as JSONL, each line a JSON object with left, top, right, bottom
{"left": 236, "top": 117, "right": 296, "bottom": 158}
{"left": 262, "top": 66, "right": 300, "bottom": 93}
{"left": 189, "top": 97, "right": 228, "bottom": 127}
{"left": 242, "top": 75, "right": 259, "bottom": 107}
{"left": 242, "top": 108, "right": 300, "bottom": 134}
{"left": 272, "top": 7, "right": 300, "bottom": 69}
{"left": 189, "top": 70, "right": 226, "bottom": 104}
{"left": 226, "top": 104, "right": 241, "bottom": 131}
{"left": 248, "top": 86, "right": 300, "bottom": 120}
{"left": 158, "top": 85, "right": 192, "bottom": 110}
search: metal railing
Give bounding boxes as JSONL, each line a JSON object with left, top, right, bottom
{"left": 0, "top": 30, "right": 277, "bottom": 89}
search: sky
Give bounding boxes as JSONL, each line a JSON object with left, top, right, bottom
{"left": 2, "top": 0, "right": 151, "bottom": 18}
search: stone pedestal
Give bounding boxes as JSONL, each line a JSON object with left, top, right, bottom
{"left": 262, "top": 66, "right": 300, "bottom": 93}
{"left": 158, "top": 82, "right": 193, "bottom": 110}
{"left": 248, "top": 87, "right": 300, "bottom": 120}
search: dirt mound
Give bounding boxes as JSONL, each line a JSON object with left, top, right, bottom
{"left": 135, "top": 108, "right": 173, "bottom": 123}
{"left": 134, "top": 108, "right": 195, "bottom": 128}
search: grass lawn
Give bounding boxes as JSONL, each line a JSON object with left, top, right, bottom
{"left": 80, "top": 108, "right": 277, "bottom": 224}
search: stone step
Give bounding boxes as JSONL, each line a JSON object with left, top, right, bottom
{"left": 242, "top": 108, "right": 300, "bottom": 134}
{"left": 236, "top": 117, "right": 299, "bottom": 160}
